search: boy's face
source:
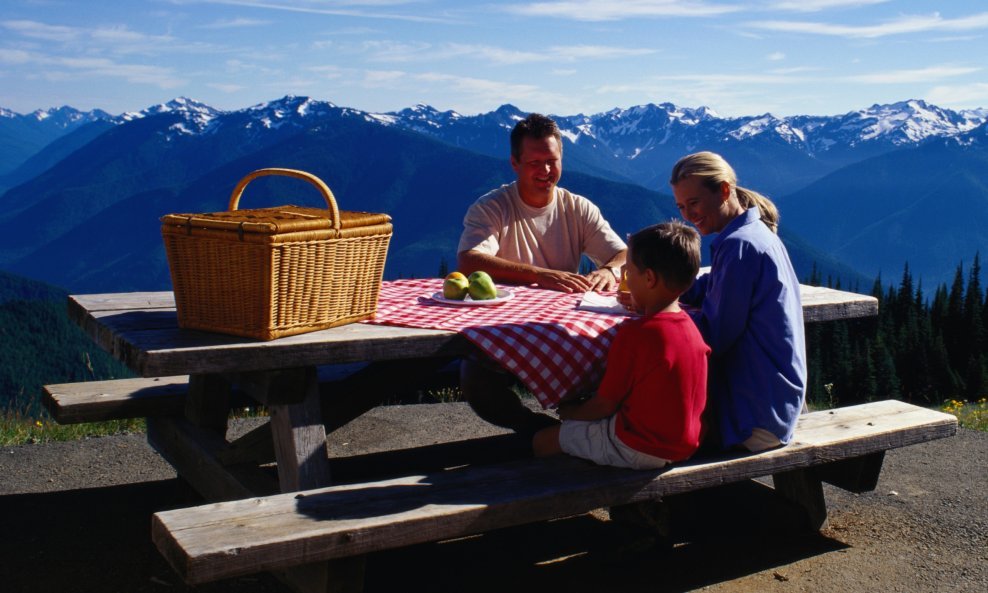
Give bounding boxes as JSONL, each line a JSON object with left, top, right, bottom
{"left": 623, "top": 247, "right": 652, "bottom": 307}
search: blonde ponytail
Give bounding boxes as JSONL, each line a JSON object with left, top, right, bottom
{"left": 736, "top": 186, "right": 779, "bottom": 234}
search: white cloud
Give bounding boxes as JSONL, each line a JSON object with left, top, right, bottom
{"left": 0, "top": 46, "right": 186, "bottom": 89}
{"left": 207, "top": 82, "right": 247, "bottom": 92}
{"left": 359, "top": 41, "right": 655, "bottom": 65}
{"left": 2, "top": 20, "right": 79, "bottom": 42}
{"left": 768, "top": 0, "right": 890, "bottom": 13}
{"left": 200, "top": 18, "right": 270, "bottom": 29}
{"left": 845, "top": 65, "right": 980, "bottom": 84}
{"left": 188, "top": 0, "right": 455, "bottom": 24}
{"left": 925, "top": 83, "right": 988, "bottom": 107}
{"left": 502, "top": 0, "right": 741, "bottom": 22}
{"left": 747, "top": 11, "right": 988, "bottom": 39}
{"left": 0, "top": 49, "right": 33, "bottom": 64}
{"left": 767, "top": 51, "right": 786, "bottom": 61}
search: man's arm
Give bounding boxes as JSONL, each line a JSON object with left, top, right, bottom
{"left": 457, "top": 250, "right": 598, "bottom": 293}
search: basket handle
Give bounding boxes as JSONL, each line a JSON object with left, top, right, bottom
{"left": 228, "top": 168, "right": 341, "bottom": 231}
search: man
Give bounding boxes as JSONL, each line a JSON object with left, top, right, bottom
{"left": 457, "top": 113, "right": 627, "bottom": 433}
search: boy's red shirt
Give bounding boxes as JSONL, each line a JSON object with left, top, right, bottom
{"left": 597, "top": 309, "right": 710, "bottom": 461}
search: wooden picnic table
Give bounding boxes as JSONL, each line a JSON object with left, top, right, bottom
{"left": 63, "top": 281, "right": 884, "bottom": 592}
{"left": 67, "top": 281, "right": 879, "bottom": 495}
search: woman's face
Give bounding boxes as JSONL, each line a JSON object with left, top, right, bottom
{"left": 672, "top": 175, "right": 732, "bottom": 236}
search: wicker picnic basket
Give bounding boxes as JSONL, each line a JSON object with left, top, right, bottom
{"left": 161, "top": 168, "right": 393, "bottom": 341}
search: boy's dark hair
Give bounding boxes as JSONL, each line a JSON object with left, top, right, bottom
{"left": 510, "top": 113, "right": 562, "bottom": 160}
{"left": 628, "top": 220, "right": 701, "bottom": 293}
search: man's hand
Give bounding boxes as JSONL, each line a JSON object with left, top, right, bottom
{"left": 534, "top": 269, "right": 595, "bottom": 293}
{"left": 584, "top": 268, "right": 619, "bottom": 292}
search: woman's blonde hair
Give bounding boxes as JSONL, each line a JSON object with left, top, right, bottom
{"left": 669, "top": 151, "right": 779, "bottom": 233}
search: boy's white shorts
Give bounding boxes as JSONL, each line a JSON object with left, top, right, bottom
{"left": 559, "top": 415, "right": 670, "bottom": 470}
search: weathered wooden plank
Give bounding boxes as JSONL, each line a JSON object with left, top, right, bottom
{"left": 43, "top": 376, "right": 188, "bottom": 424}
{"left": 152, "top": 400, "right": 956, "bottom": 584}
{"left": 772, "top": 468, "right": 828, "bottom": 530}
{"left": 69, "top": 284, "right": 877, "bottom": 377}
{"left": 146, "top": 416, "right": 279, "bottom": 502}
{"left": 76, "top": 314, "right": 466, "bottom": 377}
{"left": 42, "top": 365, "right": 363, "bottom": 426}
{"left": 267, "top": 367, "right": 333, "bottom": 492}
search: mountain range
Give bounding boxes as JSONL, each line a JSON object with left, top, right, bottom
{"left": 1, "top": 96, "right": 985, "bottom": 295}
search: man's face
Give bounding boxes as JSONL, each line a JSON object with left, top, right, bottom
{"left": 511, "top": 135, "right": 562, "bottom": 207}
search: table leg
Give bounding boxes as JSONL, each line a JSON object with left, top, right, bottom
{"left": 265, "top": 366, "right": 363, "bottom": 593}
{"left": 186, "top": 374, "right": 231, "bottom": 433}
{"left": 268, "top": 367, "right": 333, "bottom": 491}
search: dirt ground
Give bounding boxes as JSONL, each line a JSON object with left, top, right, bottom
{"left": 1, "top": 402, "right": 985, "bottom": 593}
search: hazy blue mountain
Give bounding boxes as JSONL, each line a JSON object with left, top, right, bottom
{"left": 0, "top": 106, "right": 112, "bottom": 177}
{"left": 0, "top": 120, "right": 116, "bottom": 194}
{"left": 2, "top": 95, "right": 981, "bottom": 296}
{"left": 0, "top": 105, "right": 851, "bottom": 294}
{"left": 0, "top": 97, "right": 361, "bottom": 263}
{"left": 776, "top": 136, "right": 988, "bottom": 289}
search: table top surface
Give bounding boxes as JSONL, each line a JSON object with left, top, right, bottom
{"left": 69, "top": 281, "right": 878, "bottom": 379}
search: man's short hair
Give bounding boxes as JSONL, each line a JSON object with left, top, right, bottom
{"left": 510, "top": 113, "right": 562, "bottom": 160}
{"left": 628, "top": 221, "right": 701, "bottom": 293}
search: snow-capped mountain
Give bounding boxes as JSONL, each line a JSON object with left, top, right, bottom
{"left": 373, "top": 98, "right": 988, "bottom": 194}
{"left": 0, "top": 105, "right": 113, "bottom": 176}
{"left": 0, "top": 94, "right": 984, "bottom": 295}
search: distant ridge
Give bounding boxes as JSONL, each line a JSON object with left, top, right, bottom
{"left": 1, "top": 95, "right": 983, "bottom": 294}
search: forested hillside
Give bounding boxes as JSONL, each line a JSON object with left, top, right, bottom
{"left": 807, "top": 253, "right": 986, "bottom": 408}
{"left": 0, "top": 271, "right": 132, "bottom": 417}
{"left": 1, "top": 250, "right": 984, "bottom": 419}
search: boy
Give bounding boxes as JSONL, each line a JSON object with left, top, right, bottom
{"left": 532, "top": 221, "right": 710, "bottom": 469}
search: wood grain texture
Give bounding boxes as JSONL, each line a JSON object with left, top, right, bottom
{"left": 151, "top": 400, "right": 956, "bottom": 585}
{"left": 69, "top": 284, "right": 877, "bottom": 378}
{"left": 42, "top": 376, "right": 188, "bottom": 423}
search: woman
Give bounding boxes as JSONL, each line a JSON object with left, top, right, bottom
{"left": 670, "top": 151, "right": 806, "bottom": 452}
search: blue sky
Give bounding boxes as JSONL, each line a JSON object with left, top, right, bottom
{"left": 2, "top": 0, "right": 987, "bottom": 117}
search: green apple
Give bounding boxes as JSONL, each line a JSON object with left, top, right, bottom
{"left": 443, "top": 271, "right": 470, "bottom": 300}
{"left": 467, "top": 270, "right": 498, "bottom": 300}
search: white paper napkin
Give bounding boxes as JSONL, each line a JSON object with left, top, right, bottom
{"left": 577, "top": 292, "right": 629, "bottom": 315}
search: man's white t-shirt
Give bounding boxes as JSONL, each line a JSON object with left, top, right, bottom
{"left": 457, "top": 182, "right": 626, "bottom": 273}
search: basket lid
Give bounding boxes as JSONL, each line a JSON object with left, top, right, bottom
{"left": 161, "top": 206, "right": 391, "bottom": 236}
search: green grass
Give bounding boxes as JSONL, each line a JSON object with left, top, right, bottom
{"left": 3, "top": 394, "right": 984, "bottom": 447}
{"left": 941, "top": 398, "right": 988, "bottom": 431}
{"left": 0, "top": 406, "right": 271, "bottom": 447}
{"left": 0, "top": 412, "right": 146, "bottom": 446}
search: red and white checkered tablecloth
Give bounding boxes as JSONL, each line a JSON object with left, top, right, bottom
{"left": 364, "top": 278, "right": 630, "bottom": 408}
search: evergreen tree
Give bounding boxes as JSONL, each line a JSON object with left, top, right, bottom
{"left": 964, "top": 253, "right": 984, "bottom": 360}
{"left": 945, "top": 263, "right": 966, "bottom": 370}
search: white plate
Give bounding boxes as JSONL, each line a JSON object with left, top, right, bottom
{"left": 430, "top": 289, "right": 514, "bottom": 306}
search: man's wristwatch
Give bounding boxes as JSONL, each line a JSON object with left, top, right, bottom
{"left": 605, "top": 265, "right": 622, "bottom": 281}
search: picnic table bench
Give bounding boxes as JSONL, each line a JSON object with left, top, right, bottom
{"left": 46, "top": 280, "right": 958, "bottom": 592}
{"left": 149, "top": 400, "right": 956, "bottom": 586}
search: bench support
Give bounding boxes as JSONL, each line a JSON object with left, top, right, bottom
{"left": 772, "top": 468, "right": 828, "bottom": 530}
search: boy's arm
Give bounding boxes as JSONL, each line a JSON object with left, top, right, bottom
{"left": 557, "top": 394, "right": 619, "bottom": 421}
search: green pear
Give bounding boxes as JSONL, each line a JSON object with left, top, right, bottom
{"left": 443, "top": 272, "right": 470, "bottom": 300}
{"left": 467, "top": 271, "right": 498, "bottom": 300}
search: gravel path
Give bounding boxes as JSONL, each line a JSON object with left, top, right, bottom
{"left": 1, "top": 403, "right": 985, "bottom": 593}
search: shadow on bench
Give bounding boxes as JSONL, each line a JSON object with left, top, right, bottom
{"left": 151, "top": 400, "right": 956, "bottom": 587}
